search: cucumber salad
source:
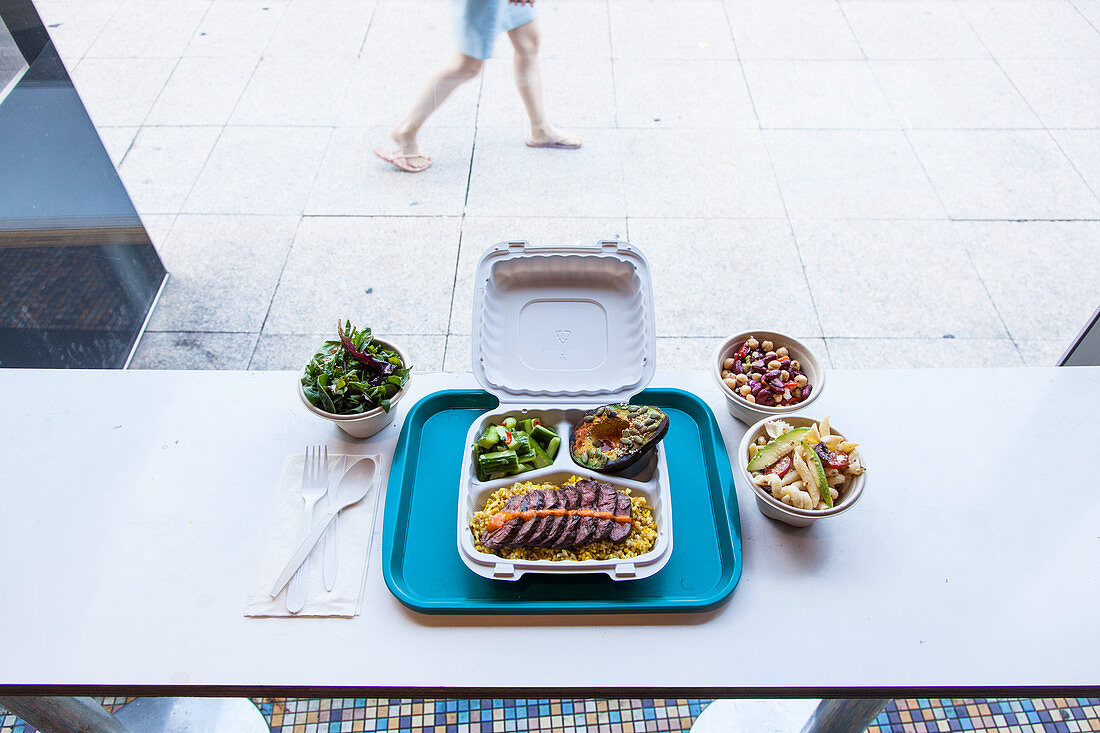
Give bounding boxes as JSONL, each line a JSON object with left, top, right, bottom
{"left": 747, "top": 417, "right": 864, "bottom": 511}
{"left": 473, "top": 416, "right": 562, "bottom": 481}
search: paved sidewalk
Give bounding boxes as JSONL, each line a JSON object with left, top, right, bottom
{"left": 34, "top": 0, "right": 1100, "bottom": 373}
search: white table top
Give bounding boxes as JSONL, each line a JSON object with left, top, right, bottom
{"left": 2, "top": 367, "right": 1098, "bottom": 692}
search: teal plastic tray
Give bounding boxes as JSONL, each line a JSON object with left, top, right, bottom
{"left": 382, "top": 388, "right": 742, "bottom": 614}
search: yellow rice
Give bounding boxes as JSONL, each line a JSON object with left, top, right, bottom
{"left": 470, "top": 476, "right": 658, "bottom": 561}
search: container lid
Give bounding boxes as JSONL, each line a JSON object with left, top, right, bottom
{"left": 471, "top": 240, "right": 656, "bottom": 404}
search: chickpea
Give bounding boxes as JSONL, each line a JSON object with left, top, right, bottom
{"left": 738, "top": 384, "right": 751, "bottom": 396}
{"left": 723, "top": 357, "right": 736, "bottom": 371}
{"left": 723, "top": 377, "right": 738, "bottom": 390}
{"left": 765, "top": 351, "right": 776, "bottom": 360}
{"left": 790, "top": 360, "right": 801, "bottom": 371}
{"left": 746, "top": 337, "right": 759, "bottom": 349}
{"left": 761, "top": 340, "right": 773, "bottom": 351}
{"left": 750, "top": 372, "right": 763, "bottom": 381}
{"left": 736, "top": 373, "right": 749, "bottom": 384}
{"left": 721, "top": 370, "right": 733, "bottom": 379}
{"left": 795, "top": 374, "right": 808, "bottom": 386}
{"left": 746, "top": 394, "right": 756, "bottom": 403}
{"left": 768, "top": 360, "right": 781, "bottom": 370}
{"left": 776, "top": 346, "right": 788, "bottom": 358}
{"left": 793, "top": 387, "right": 802, "bottom": 399}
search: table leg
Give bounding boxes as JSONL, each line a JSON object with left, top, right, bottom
{"left": 800, "top": 698, "right": 891, "bottom": 733}
{"left": 0, "top": 696, "right": 127, "bottom": 732}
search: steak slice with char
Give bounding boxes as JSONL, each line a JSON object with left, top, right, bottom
{"left": 509, "top": 489, "right": 546, "bottom": 546}
{"left": 527, "top": 489, "right": 560, "bottom": 545}
{"left": 551, "top": 485, "right": 583, "bottom": 548}
{"left": 571, "top": 479, "right": 600, "bottom": 546}
{"left": 538, "top": 489, "right": 572, "bottom": 547}
{"left": 608, "top": 492, "right": 633, "bottom": 542}
{"left": 479, "top": 493, "right": 528, "bottom": 549}
{"left": 594, "top": 482, "right": 619, "bottom": 540}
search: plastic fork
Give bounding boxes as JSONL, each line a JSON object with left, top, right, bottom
{"left": 286, "top": 445, "right": 328, "bottom": 613}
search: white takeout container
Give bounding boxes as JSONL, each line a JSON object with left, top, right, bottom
{"left": 457, "top": 241, "right": 673, "bottom": 581}
{"left": 736, "top": 415, "right": 867, "bottom": 527}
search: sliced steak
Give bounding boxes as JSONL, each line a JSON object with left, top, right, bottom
{"left": 575, "top": 478, "right": 599, "bottom": 508}
{"left": 527, "top": 489, "right": 560, "bottom": 546}
{"left": 609, "top": 492, "right": 633, "bottom": 542}
{"left": 509, "top": 489, "right": 546, "bottom": 546}
{"left": 537, "top": 490, "right": 571, "bottom": 547}
{"left": 561, "top": 485, "right": 580, "bottom": 510}
{"left": 479, "top": 493, "right": 528, "bottom": 549}
{"left": 594, "top": 482, "right": 619, "bottom": 540}
{"left": 551, "top": 515, "right": 582, "bottom": 549}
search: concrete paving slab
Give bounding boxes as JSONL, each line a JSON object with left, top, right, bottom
{"left": 1017, "top": 338, "right": 1076, "bottom": 367}
{"left": 909, "top": 129, "right": 1100, "bottom": 220}
{"left": 263, "top": 216, "right": 462, "bottom": 334}
{"left": 443, "top": 333, "right": 471, "bottom": 372}
{"left": 728, "top": 0, "right": 863, "bottom": 60}
{"left": 146, "top": 56, "right": 259, "bottom": 126}
{"left": 1050, "top": 129, "right": 1100, "bottom": 198}
{"left": 70, "top": 57, "right": 177, "bottom": 127}
{"left": 792, "top": 219, "right": 1008, "bottom": 339}
{"left": 263, "top": 0, "right": 377, "bottom": 59}
{"left": 308, "top": 125, "right": 474, "bottom": 217}
{"left": 610, "top": 0, "right": 738, "bottom": 60}
{"left": 337, "top": 52, "right": 480, "bottom": 128}
{"left": 827, "top": 337, "right": 1024, "bottom": 369}
{"left": 119, "top": 126, "right": 221, "bottom": 215}
{"left": 478, "top": 56, "right": 616, "bottom": 129}
{"left": 613, "top": 58, "right": 757, "bottom": 129}
{"left": 250, "top": 332, "right": 446, "bottom": 371}
{"left": 183, "top": 125, "right": 333, "bottom": 214}
{"left": 145, "top": 214, "right": 298, "bottom": 332}
{"left": 622, "top": 128, "right": 786, "bottom": 218}
{"left": 139, "top": 214, "right": 177, "bottom": 249}
{"left": 871, "top": 59, "right": 1042, "bottom": 130}
{"left": 744, "top": 59, "right": 899, "bottom": 129}
{"left": 998, "top": 58, "right": 1100, "bottom": 128}
{"left": 85, "top": 0, "right": 209, "bottom": 58}
{"left": 467, "top": 126, "right": 626, "bottom": 217}
{"left": 957, "top": 0, "right": 1100, "bottom": 60}
{"left": 765, "top": 129, "right": 946, "bottom": 219}
{"left": 229, "top": 57, "right": 355, "bottom": 127}
{"left": 32, "top": 0, "right": 122, "bottom": 65}
{"left": 183, "top": 0, "right": 288, "bottom": 58}
{"left": 956, "top": 221, "right": 1100, "bottom": 345}
{"left": 537, "top": 1, "right": 614, "bottom": 59}
{"left": 96, "top": 125, "right": 138, "bottom": 167}
{"left": 361, "top": 0, "right": 453, "bottom": 61}
{"left": 628, "top": 217, "right": 822, "bottom": 337}
{"left": 841, "top": 0, "right": 991, "bottom": 60}
{"left": 130, "top": 331, "right": 259, "bottom": 370}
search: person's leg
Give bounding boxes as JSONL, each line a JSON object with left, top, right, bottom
{"left": 507, "top": 19, "right": 581, "bottom": 148}
{"left": 380, "top": 51, "right": 484, "bottom": 170}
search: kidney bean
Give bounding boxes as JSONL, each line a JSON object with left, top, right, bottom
{"left": 763, "top": 369, "right": 780, "bottom": 380}
{"left": 802, "top": 384, "right": 812, "bottom": 398}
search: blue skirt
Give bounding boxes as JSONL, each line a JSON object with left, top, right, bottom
{"left": 452, "top": 0, "right": 538, "bottom": 59}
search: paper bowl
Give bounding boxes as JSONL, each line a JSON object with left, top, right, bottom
{"left": 736, "top": 415, "right": 866, "bottom": 527}
{"left": 298, "top": 339, "right": 410, "bottom": 439}
{"left": 712, "top": 331, "right": 825, "bottom": 425}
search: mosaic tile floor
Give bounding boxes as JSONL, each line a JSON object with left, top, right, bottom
{"left": 2, "top": 698, "right": 1099, "bottom": 732}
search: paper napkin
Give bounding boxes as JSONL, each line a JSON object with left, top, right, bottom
{"left": 244, "top": 452, "right": 382, "bottom": 617}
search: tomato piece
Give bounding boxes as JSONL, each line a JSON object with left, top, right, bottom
{"left": 735, "top": 342, "right": 751, "bottom": 359}
{"left": 766, "top": 455, "right": 792, "bottom": 477}
{"left": 503, "top": 430, "right": 514, "bottom": 445}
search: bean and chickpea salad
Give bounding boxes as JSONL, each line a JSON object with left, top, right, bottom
{"left": 721, "top": 336, "right": 811, "bottom": 408}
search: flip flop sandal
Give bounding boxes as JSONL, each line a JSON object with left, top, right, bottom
{"left": 373, "top": 145, "right": 432, "bottom": 172}
{"left": 525, "top": 136, "right": 583, "bottom": 150}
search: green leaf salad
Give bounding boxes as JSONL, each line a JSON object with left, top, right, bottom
{"left": 301, "top": 320, "right": 410, "bottom": 415}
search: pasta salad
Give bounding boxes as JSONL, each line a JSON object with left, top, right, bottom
{"left": 747, "top": 417, "right": 864, "bottom": 511}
